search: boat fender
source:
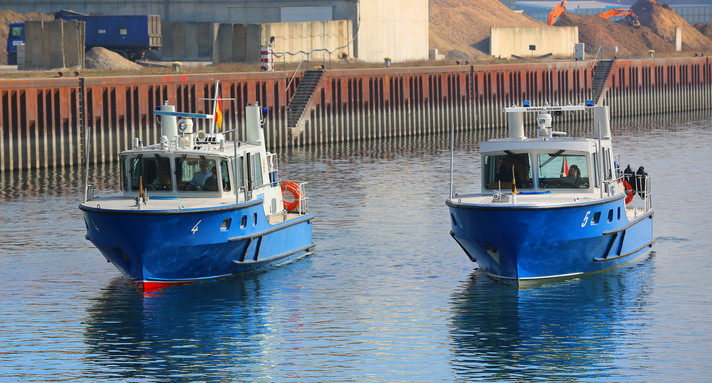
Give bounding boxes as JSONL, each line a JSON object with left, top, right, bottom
{"left": 622, "top": 180, "right": 634, "bottom": 204}
{"left": 281, "top": 181, "right": 301, "bottom": 212}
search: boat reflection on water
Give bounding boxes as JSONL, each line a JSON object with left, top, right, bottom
{"left": 83, "top": 272, "right": 305, "bottom": 381}
{"left": 449, "top": 253, "right": 655, "bottom": 381}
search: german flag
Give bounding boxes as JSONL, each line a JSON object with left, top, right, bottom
{"left": 215, "top": 96, "right": 223, "bottom": 130}
{"left": 562, "top": 156, "right": 569, "bottom": 176}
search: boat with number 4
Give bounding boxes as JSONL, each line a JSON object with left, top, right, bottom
{"left": 79, "top": 84, "right": 314, "bottom": 291}
{"left": 446, "top": 102, "right": 654, "bottom": 281}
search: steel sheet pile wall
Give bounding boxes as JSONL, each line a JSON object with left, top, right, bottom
{"left": 605, "top": 57, "right": 712, "bottom": 118}
{"left": 296, "top": 62, "right": 594, "bottom": 146}
{"left": 1, "top": 73, "right": 288, "bottom": 172}
{"left": 1, "top": 57, "right": 710, "bottom": 172}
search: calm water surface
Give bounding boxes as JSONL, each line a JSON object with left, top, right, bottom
{"left": 1, "top": 112, "right": 711, "bottom": 382}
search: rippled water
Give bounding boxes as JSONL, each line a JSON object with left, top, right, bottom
{"left": 1, "top": 112, "right": 711, "bottom": 382}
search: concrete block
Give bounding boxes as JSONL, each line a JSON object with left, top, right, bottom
{"left": 64, "top": 20, "right": 84, "bottom": 68}
{"left": 490, "top": 26, "right": 578, "bottom": 58}
{"left": 48, "top": 21, "right": 65, "bottom": 69}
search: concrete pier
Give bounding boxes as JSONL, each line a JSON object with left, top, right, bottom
{"left": 1, "top": 57, "right": 710, "bottom": 172}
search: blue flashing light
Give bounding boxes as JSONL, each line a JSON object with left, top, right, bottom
{"left": 262, "top": 107, "right": 268, "bottom": 116}
{"left": 155, "top": 105, "right": 161, "bottom": 110}
{"left": 523, "top": 100, "right": 531, "bottom": 107}
{"left": 586, "top": 100, "right": 594, "bottom": 106}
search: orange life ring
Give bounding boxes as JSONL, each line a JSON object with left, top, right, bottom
{"left": 622, "top": 180, "right": 634, "bottom": 204}
{"left": 281, "top": 181, "right": 301, "bottom": 212}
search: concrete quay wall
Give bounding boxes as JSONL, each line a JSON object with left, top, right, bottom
{"left": 1, "top": 57, "right": 710, "bottom": 172}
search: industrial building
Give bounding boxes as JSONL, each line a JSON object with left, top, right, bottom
{"left": 0, "top": 0, "right": 429, "bottom": 63}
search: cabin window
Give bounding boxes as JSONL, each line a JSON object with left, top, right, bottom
{"left": 220, "top": 160, "right": 232, "bottom": 191}
{"left": 175, "top": 157, "right": 218, "bottom": 192}
{"left": 236, "top": 156, "right": 245, "bottom": 190}
{"left": 120, "top": 158, "right": 128, "bottom": 191}
{"left": 592, "top": 153, "right": 600, "bottom": 187}
{"left": 128, "top": 155, "right": 172, "bottom": 191}
{"left": 537, "top": 153, "right": 589, "bottom": 189}
{"left": 483, "top": 153, "right": 532, "bottom": 190}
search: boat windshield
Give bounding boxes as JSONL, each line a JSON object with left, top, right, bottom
{"left": 176, "top": 157, "right": 219, "bottom": 192}
{"left": 537, "top": 152, "right": 590, "bottom": 189}
{"left": 483, "top": 153, "right": 533, "bottom": 190}
{"left": 123, "top": 155, "right": 172, "bottom": 191}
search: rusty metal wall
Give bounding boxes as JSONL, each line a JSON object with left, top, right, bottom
{"left": 1, "top": 57, "right": 710, "bottom": 172}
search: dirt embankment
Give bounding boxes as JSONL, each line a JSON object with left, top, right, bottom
{"left": 695, "top": 23, "right": 712, "bottom": 39}
{"left": 429, "top": 0, "right": 712, "bottom": 59}
{"left": 429, "top": 0, "right": 543, "bottom": 61}
{"left": 632, "top": 0, "right": 711, "bottom": 52}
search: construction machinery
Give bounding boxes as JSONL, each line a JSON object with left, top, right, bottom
{"left": 597, "top": 8, "right": 641, "bottom": 28}
{"left": 547, "top": 0, "right": 566, "bottom": 25}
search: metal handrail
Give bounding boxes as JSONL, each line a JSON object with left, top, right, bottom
{"left": 285, "top": 57, "right": 305, "bottom": 95}
{"left": 591, "top": 46, "right": 603, "bottom": 73}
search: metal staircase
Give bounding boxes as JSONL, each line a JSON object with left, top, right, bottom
{"left": 287, "top": 69, "right": 324, "bottom": 132}
{"left": 592, "top": 60, "right": 614, "bottom": 105}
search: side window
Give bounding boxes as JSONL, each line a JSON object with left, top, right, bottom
{"left": 252, "top": 153, "right": 263, "bottom": 187}
{"left": 236, "top": 156, "right": 245, "bottom": 190}
{"left": 220, "top": 159, "right": 232, "bottom": 191}
{"left": 120, "top": 158, "right": 128, "bottom": 191}
{"left": 176, "top": 157, "right": 217, "bottom": 191}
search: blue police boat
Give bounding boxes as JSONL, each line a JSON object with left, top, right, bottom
{"left": 446, "top": 102, "right": 653, "bottom": 281}
{"left": 80, "top": 88, "right": 313, "bottom": 291}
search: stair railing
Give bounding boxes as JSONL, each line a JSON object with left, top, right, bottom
{"left": 591, "top": 46, "right": 603, "bottom": 74}
{"left": 286, "top": 57, "right": 306, "bottom": 96}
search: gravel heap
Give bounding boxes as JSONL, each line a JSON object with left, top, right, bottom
{"left": 429, "top": 0, "right": 712, "bottom": 59}
{"left": 84, "top": 47, "right": 142, "bottom": 70}
{"left": 429, "top": 0, "right": 543, "bottom": 61}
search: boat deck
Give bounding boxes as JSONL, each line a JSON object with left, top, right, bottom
{"left": 80, "top": 195, "right": 241, "bottom": 211}
{"left": 268, "top": 212, "right": 308, "bottom": 225}
{"left": 451, "top": 192, "right": 602, "bottom": 207}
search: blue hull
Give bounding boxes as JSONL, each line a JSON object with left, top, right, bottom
{"left": 81, "top": 199, "right": 314, "bottom": 284}
{"left": 447, "top": 196, "right": 654, "bottom": 280}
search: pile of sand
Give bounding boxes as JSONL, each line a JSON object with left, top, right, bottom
{"left": 0, "top": 9, "right": 54, "bottom": 64}
{"left": 429, "top": 0, "right": 543, "bottom": 61}
{"left": 429, "top": 0, "right": 712, "bottom": 59}
{"left": 695, "top": 23, "right": 712, "bottom": 39}
{"left": 632, "top": 0, "right": 711, "bottom": 51}
{"left": 85, "top": 47, "right": 142, "bottom": 70}
{"left": 556, "top": 13, "right": 672, "bottom": 55}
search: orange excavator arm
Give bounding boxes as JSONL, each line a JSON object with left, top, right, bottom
{"left": 547, "top": 0, "right": 566, "bottom": 25}
{"left": 597, "top": 8, "right": 632, "bottom": 19}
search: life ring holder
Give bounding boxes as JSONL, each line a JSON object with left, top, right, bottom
{"left": 281, "top": 181, "right": 302, "bottom": 212}
{"left": 622, "top": 180, "right": 634, "bottom": 204}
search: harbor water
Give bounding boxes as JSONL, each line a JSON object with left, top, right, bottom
{"left": 1, "top": 112, "right": 711, "bottom": 382}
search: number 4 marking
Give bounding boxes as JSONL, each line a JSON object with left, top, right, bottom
{"left": 191, "top": 220, "right": 202, "bottom": 234}
{"left": 581, "top": 211, "right": 590, "bottom": 227}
